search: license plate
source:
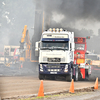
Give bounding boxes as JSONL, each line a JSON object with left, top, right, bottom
{"left": 50, "top": 72, "right": 57, "bottom": 74}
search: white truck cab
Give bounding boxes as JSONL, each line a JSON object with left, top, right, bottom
{"left": 35, "top": 28, "right": 78, "bottom": 81}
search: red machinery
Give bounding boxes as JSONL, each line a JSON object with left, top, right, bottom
{"left": 74, "top": 37, "right": 91, "bottom": 80}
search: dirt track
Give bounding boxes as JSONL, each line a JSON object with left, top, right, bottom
{"left": 0, "top": 76, "right": 97, "bottom": 99}
{"left": 0, "top": 63, "right": 100, "bottom": 99}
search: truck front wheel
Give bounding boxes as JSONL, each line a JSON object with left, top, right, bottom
{"left": 39, "top": 74, "right": 44, "bottom": 80}
{"left": 66, "top": 68, "right": 73, "bottom": 82}
{"left": 85, "top": 69, "right": 89, "bottom": 81}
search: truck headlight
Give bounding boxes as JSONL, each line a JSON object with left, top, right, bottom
{"left": 64, "top": 64, "right": 68, "bottom": 72}
{"left": 40, "top": 64, "right": 43, "bottom": 72}
{"left": 65, "top": 64, "right": 68, "bottom": 69}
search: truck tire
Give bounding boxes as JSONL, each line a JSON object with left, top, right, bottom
{"left": 39, "top": 74, "right": 44, "bottom": 80}
{"left": 85, "top": 69, "right": 89, "bottom": 81}
{"left": 66, "top": 68, "right": 73, "bottom": 82}
{"left": 78, "top": 69, "right": 82, "bottom": 81}
{"left": 74, "top": 67, "right": 78, "bottom": 81}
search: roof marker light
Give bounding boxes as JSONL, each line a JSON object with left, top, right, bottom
{"left": 56, "top": 28, "right": 59, "bottom": 32}
{"left": 60, "top": 28, "right": 63, "bottom": 32}
{"left": 53, "top": 28, "right": 55, "bottom": 32}
{"left": 49, "top": 28, "right": 52, "bottom": 32}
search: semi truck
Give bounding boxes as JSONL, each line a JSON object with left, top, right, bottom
{"left": 35, "top": 28, "right": 91, "bottom": 81}
{"left": 35, "top": 28, "right": 78, "bottom": 81}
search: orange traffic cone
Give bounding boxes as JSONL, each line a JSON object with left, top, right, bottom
{"left": 38, "top": 80, "right": 44, "bottom": 97}
{"left": 94, "top": 77, "right": 98, "bottom": 89}
{"left": 69, "top": 79, "right": 74, "bottom": 93}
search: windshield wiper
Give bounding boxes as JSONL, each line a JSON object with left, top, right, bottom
{"left": 41, "top": 47, "right": 68, "bottom": 50}
{"left": 54, "top": 47, "right": 64, "bottom": 50}
{"left": 41, "top": 47, "right": 51, "bottom": 50}
{"left": 50, "top": 47, "right": 68, "bottom": 50}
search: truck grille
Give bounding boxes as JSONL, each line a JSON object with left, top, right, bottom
{"left": 47, "top": 58, "right": 61, "bottom": 62}
{"left": 47, "top": 65, "right": 60, "bottom": 68}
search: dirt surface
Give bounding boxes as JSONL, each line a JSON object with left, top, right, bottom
{"left": 47, "top": 90, "right": 100, "bottom": 100}
{"left": 32, "top": 90, "right": 100, "bottom": 100}
{"left": 0, "top": 63, "right": 100, "bottom": 99}
{"left": 0, "top": 76, "right": 97, "bottom": 99}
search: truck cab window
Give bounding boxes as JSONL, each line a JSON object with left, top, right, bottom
{"left": 41, "top": 41, "right": 69, "bottom": 50}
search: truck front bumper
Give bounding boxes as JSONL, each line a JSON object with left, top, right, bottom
{"left": 39, "top": 63, "right": 71, "bottom": 75}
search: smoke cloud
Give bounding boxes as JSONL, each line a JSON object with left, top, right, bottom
{"left": 0, "top": 0, "right": 35, "bottom": 51}
{"left": 0, "top": 0, "right": 100, "bottom": 53}
{"left": 34, "top": 0, "right": 100, "bottom": 53}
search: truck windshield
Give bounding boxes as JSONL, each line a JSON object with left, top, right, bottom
{"left": 40, "top": 41, "right": 69, "bottom": 50}
{"left": 75, "top": 44, "right": 85, "bottom": 50}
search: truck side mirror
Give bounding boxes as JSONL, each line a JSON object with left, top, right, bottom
{"left": 72, "top": 43, "right": 75, "bottom": 51}
{"left": 70, "top": 43, "right": 72, "bottom": 51}
{"left": 35, "top": 42, "right": 39, "bottom": 56}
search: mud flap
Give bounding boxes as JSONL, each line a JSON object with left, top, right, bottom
{"left": 80, "top": 68, "right": 85, "bottom": 79}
